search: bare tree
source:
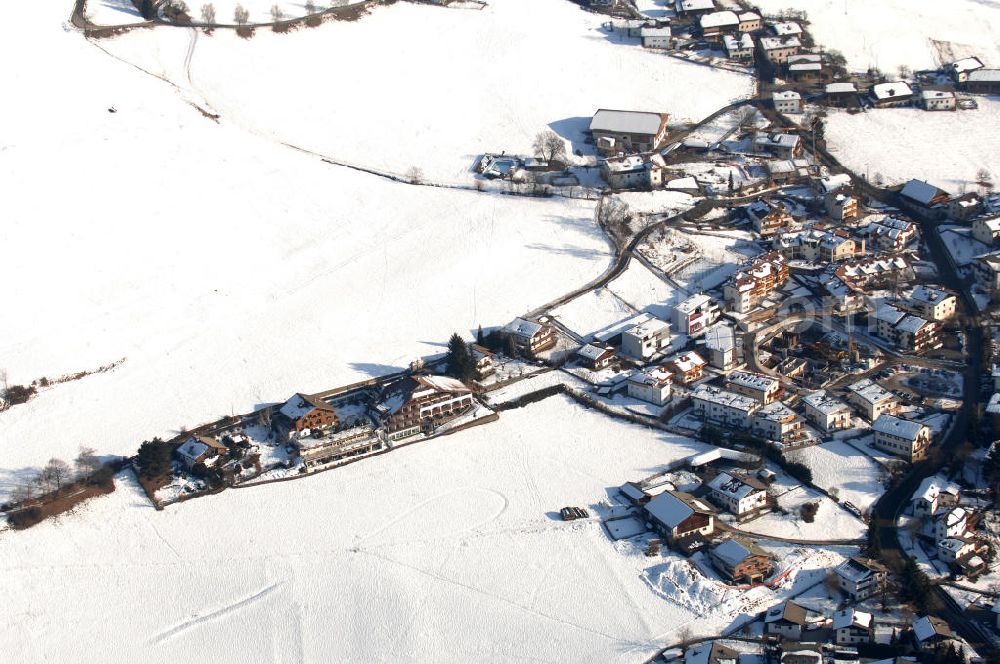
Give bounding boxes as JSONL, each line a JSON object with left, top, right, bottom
{"left": 200, "top": 3, "right": 215, "bottom": 23}
{"left": 330, "top": 0, "right": 348, "bottom": 7}
{"left": 75, "top": 447, "right": 102, "bottom": 477}
{"left": 406, "top": 166, "right": 424, "bottom": 185}
{"left": 824, "top": 572, "right": 841, "bottom": 598}
{"left": 897, "top": 64, "right": 912, "bottom": 80}
{"left": 977, "top": 168, "right": 994, "bottom": 194}
{"left": 600, "top": 197, "right": 632, "bottom": 237}
{"left": 42, "top": 458, "right": 71, "bottom": 492}
{"left": 533, "top": 130, "right": 567, "bottom": 163}
{"left": 10, "top": 481, "right": 34, "bottom": 506}
{"left": 677, "top": 625, "right": 694, "bottom": 648}
{"left": 270, "top": 4, "right": 284, "bottom": 21}
{"left": 304, "top": 0, "right": 316, "bottom": 13}
{"left": 234, "top": 3, "right": 250, "bottom": 25}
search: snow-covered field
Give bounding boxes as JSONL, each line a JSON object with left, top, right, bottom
{"left": 86, "top": 0, "right": 146, "bottom": 25}
{"left": 825, "top": 102, "right": 1000, "bottom": 191}
{"left": 0, "top": 396, "right": 721, "bottom": 663}
{"left": 755, "top": 0, "right": 1000, "bottom": 73}
{"left": 97, "top": 0, "right": 753, "bottom": 183}
{"left": 0, "top": 1, "right": 618, "bottom": 493}
{"left": 794, "top": 440, "right": 884, "bottom": 513}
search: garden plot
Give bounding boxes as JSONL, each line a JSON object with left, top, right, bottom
{"left": 99, "top": 0, "right": 753, "bottom": 183}
{"left": 753, "top": 0, "right": 1000, "bottom": 73}
{"left": 550, "top": 287, "right": 638, "bottom": 339}
{"left": 825, "top": 101, "right": 1000, "bottom": 191}
{"left": 793, "top": 441, "right": 884, "bottom": 514}
{"left": 639, "top": 228, "right": 761, "bottom": 292}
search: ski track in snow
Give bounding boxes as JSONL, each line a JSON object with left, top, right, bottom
{"left": 150, "top": 581, "right": 283, "bottom": 644}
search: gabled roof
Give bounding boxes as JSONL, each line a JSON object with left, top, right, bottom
{"left": 644, "top": 490, "right": 712, "bottom": 528}
{"left": 591, "top": 109, "right": 668, "bottom": 136}
{"left": 912, "top": 616, "right": 952, "bottom": 642}
{"left": 279, "top": 392, "right": 336, "bottom": 421}
{"left": 872, "top": 414, "right": 927, "bottom": 441}
{"left": 712, "top": 537, "right": 769, "bottom": 567}
{"left": 901, "top": 179, "right": 947, "bottom": 205}
{"left": 765, "top": 600, "right": 808, "bottom": 626}
{"left": 832, "top": 608, "right": 872, "bottom": 630}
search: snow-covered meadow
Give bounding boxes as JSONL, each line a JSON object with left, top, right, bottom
{"left": 96, "top": 0, "right": 754, "bottom": 183}
{"left": 824, "top": 102, "right": 1000, "bottom": 191}
{"left": 755, "top": 0, "right": 1000, "bottom": 73}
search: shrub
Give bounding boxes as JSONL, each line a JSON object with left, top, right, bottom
{"left": 800, "top": 502, "right": 819, "bottom": 523}
{"left": 8, "top": 507, "right": 44, "bottom": 529}
{"left": 4, "top": 384, "right": 37, "bottom": 405}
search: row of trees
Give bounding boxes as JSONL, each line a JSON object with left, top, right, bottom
{"left": 6, "top": 448, "right": 108, "bottom": 506}
{"left": 186, "top": 0, "right": 354, "bottom": 27}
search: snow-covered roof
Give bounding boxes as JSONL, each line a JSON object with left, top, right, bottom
{"left": 773, "top": 90, "right": 801, "bottom": 101}
{"left": 666, "top": 176, "right": 699, "bottom": 190}
{"left": 505, "top": 317, "right": 544, "bottom": 341}
{"left": 910, "top": 285, "right": 953, "bottom": 305}
{"left": 591, "top": 109, "right": 666, "bottom": 136}
{"left": 692, "top": 385, "right": 760, "bottom": 413}
{"left": 625, "top": 317, "right": 670, "bottom": 339}
{"left": 787, "top": 53, "right": 822, "bottom": 65}
{"left": 708, "top": 472, "right": 766, "bottom": 500}
{"left": 738, "top": 11, "right": 759, "bottom": 21}
{"left": 640, "top": 26, "right": 672, "bottom": 37}
{"left": 704, "top": 323, "right": 735, "bottom": 352}
{"left": 901, "top": 179, "right": 946, "bottom": 205}
{"left": 620, "top": 481, "right": 647, "bottom": 502}
{"left": 835, "top": 556, "right": 886, "bottom": 582}
{"left": 279, "top": 393, "right": 334, "bottom": 421}
{"left": 912, "top": 616, "right": 951, "bottom": 642}
{"left": 419, "top": 375, "right": 471, "bottom": 393}
{"left": 848, "top": 379, "right": 896, "bottom": 405}
{"left": 872, "top": 81, "right": 913, "bottom": 100}
{"left": 826, "top": 82, "right": 857, "bottom": 94}
{"left": 802, "top": 391, "right": 850, "bottom": 415}
{"left": 912, "top": 475, "right": 959, "bottom": 504}
{"left": 938, "top": 538, "right": 972, "bottom": 553}
{"left": 765, "top": 601, "right": 808, "bottom": 625}
{"left": 873, "top": 304, "right": 906, "bottom": 326}
{"left": 921, "top": 89, "right": 955, "bottom": 101}
{"left": 896, "top": 314, "right": 933, "bottom": 335}
{"left": 759, "top": 36, "right": 801, "bottom": 51}
{"left": 577, "top": 343, "right": 613, "bottom": 362}
{"left": 726, "top": 370, "right": 778, "bottom": 392}
{"left": 700, "top": 10, "right": 739, "bottom": 29}
{"left": 756, "top": 401, "right": 798, "bottom": 423}
{"left": 789, "top": 63, "right": 822, "bottom": 72}
{"left": 968, "top": 69, "right": 1000, "bottom": 82}
{"left": 940, "top": 506, "right": 968, "bottom": 527}
{"left": 833, "top": 608, "right": 872, "bottom": 630}
{"left": 676, "top": 0, "right": 715, "bottom": 11}
{"left": 676, "top": 293, "right": 714, "bottom": 314}
{"left": 952, "top": 56, "right": 984, "bottom": 74}
{"left": 644, "top": 491, "right": 709, "bottom": 528}
{"left": 771, "top": 21, "right": 802, "bottom": 36}
{"left": 872, "top": 414, "right": 926, "bottom": 441}
{"left": 712, "top": 538, "right": 753, "bottom": 567}
{"left": 628, "top": 366, "right": 672, "bottom": 387}
{"left": 669, "top": 351, "right": 706, "bottom": 373}
{"left": 818, "top": 173, "right": 852, "bottom": 194}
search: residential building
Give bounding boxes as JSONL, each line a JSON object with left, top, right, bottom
{"left": 767, "top": 159, "right": 811, "bottom": 183}
{"left": 619, "top": 480, "right": 655, "bottom": 506}
{"left": 846, "top": 379, "right": 899, "bottom": 421}
{"left": 621, "top": 317, "right": 671, "bottom": 360}
{"left": 746, "top": 199, "right": 794, "bottom": 235}
{"left": 591, "top": 109, "right": 670, "bottom": 156}
{"left": 834, "top": 254, "right": 911, "bottom": 294}
{"left": 724, "top": 252, "right": 788, "bottom": 313}
{"left": 674, "top": 0, "right": 715, "bottom": 16}
{"left": 802, "top": 391, "right": 852, "bottom": 432}
{"left": 377, "top": 375, "right": 474, "bottom": 441}
{"left": 725, "top": 370, "right": 781, "bottom": 404}
{"left": 753, "top": 133, "right": 801, "bottom": 159}
{"left": 870, "top": 305, "right": 941, "bottom": 353}
{"left": 933, "top": 507, "right": 969, "bottom": 541}
{"left": 965, "top": 69, "right": 1000, "bottom": 94}
{"left": 673, "top": 293, "right": 720, "bottom": 337}
{"left": 974, "top": 251, "right": 1000, "bottom": 293}
{"left": 737, "top": 11, "right": 761, "bottom": 32}
{"left": 949, "top": 193, "right": 984, "bottom": 221}
{"left": 765, "top": 601, "right": 812, "bottom": 640}
{"left": 295, "top": 420, "right": 383, "bottom": 468}
{"left": 707, "top": 472, "right": 768, "bottom": 516}
{"left": 276, "top": 392, "right": 340, "bottom": 440}
{"left": 921, "top": 88, "right": 957, "bottom": 111}
{"left": 871, "top": 81, "right": 913, "bottom": 107}
{"left": 912, "top": 476, "right": 960, "bottom": 518}
{"left": 899, "top": 179, "right": 950, "bottom": 220}
{"left": 723, "top": 33, "right": 754, "bottom": 62}
{"left": 833, "top": 609, "right": 873, "bottom": 645}
{"left": 664, "top": 351, "right": 708, "bottom": 384}
{"left": 643, "top": 490, "right": 715, "bottom": 544}
{"left": 640, "top": 26, "right": 672, "bottom": 49}
{"left": 759, "top": 35, "right": 800, "bottom": 64}
{"left": 973, "top": 216, "right": 1000, "bottom": 246}
{"left": 627, "top": 366, "right": 673, "bottom": 405}
{"left": 752, "top": 401, "right": 804, "bottom": 442}
{"left": 834, "top": 556, "right": 888, "bottom": 601}
{"left": 175, "top": 435, "right": 228, "bottom": 469}
{"left": 770, "top": 21, "right": 801, "bottom": 37}
{"left": 504, "top": 317, "right": 556, "bottom": 356}
{"left": 601, "top": 155, "right": 662, "bottom": 189}
{"left": 825, "top": 82, "right": 859, "bottom": 108}
{"left": 826, "top": 189, "right": 859, "bottom": 222}
{"left": 912, "top": 616, "right": 953, "bottom": 649}
{"left": 950, "top": 56, "right": 984, "bottom": 84}
{"left": 863, "top": 216, "right": 917, "bottom": 251}
{"left": 704, "top": 323, "right": 737, "bottom": 371}
{"left": 711, "top": 537, "right": 772, "bottom": 583}
{"left": 470, "top": 344, "right": 496, "bottom": 380}
{"left": 908, "top": 286, "right": 957, "bottom": 321}
{"left": 872, "top": 414, "right": 932, "bottom": 462}
{"left": 937, "top": 537, "right": 980, "bottom": 566}
{"left": 699, "top": 11, "right": 739, "bottom": 40}
{"left": 576, "top": 343, "right": 616, "bottom": 371}
{"left": 691, "top": 385, "right": 761, "bottom": 429}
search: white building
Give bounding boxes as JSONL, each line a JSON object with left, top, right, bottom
{"left": 938, "top": 538, "right": 978, "bottom": 565}
{"left": 640, "top": 26, "right": 672, "bottom": 49}
{"left": 691, "top": 385, "right": 760, "bottom": 430}
{"left": 871, "top": 81, "right": 913, "bottom": 107}
{"left": 833, "top": 609, "right": 873, "bottom": 645}
{"left": 909, "top": 286, "right": 957, "bottom": 321}
{"left": 872, "top": 414, "right": 931, "bottom": 462}
{"left": 933, "top": 507, "right": 969, "bottom": 541}
{"left": 834, "top": 556, "right": 888, "bottom": 601}
{"left": 601, "top": 155, "right": 662, "bottom": 190}
{"left": 723, "top": 33, "right": 754, "bottom": 62}
{"left": 772, "top": 90, "right": 802, "bottom": 114}
{"left": 725, "top": 370, "right": 781, "bottom": 404}
{"left": 627, "top": 367, "right": 673, "bottom": 405}
{"left": 921, "top": 89, "right": 957, "bottom": 111}
{"left": 801, "top": 391, "right": 852, "bottom": 432}
{"left": 707, "top": 472, "right": 769, "bottom": 515}
{"left": 704, "top": 323, "right": 737, "bottom": 370}
{"left": 846, "top": 379, "right": 899, "bottom": 421}
{"left": 759, "top": 35, "right": 801, "bottom": 64}
{"left": 751, "top": 401, "right": 803, "bottom": 442}
{"left": 673, "top": 293, "right": 720, "bottom": 337}
{"left": 621, "top": 318, "right": 671, "bottom": 360}
{"left": 972, "top": 216, "right": 1000, "bottom": 246}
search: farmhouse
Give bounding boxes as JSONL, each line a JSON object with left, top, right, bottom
{"left": 699, "top": 11, "right": 739, "bottom": 40}
{"left": 912, "top": 616, "right": 953, "bottom": 649}
{"left": 175, "top": 434, "right": 228, "bottom": 469}
{"left": 710, "top": 537, "right": 772, "bottom": 583}
{"left": 871, "top": 81, "right": 913, "bottom": 108}
{"left": 674, "top": 0, "right": 715, "bottom": 17}
{"left": 601, "top": 155, "right": 662, "bottom": 189}
{"left": 737, "top": 11, "right": 761, "bottom": 33}
{"left": 772, "top": 90, "right": 803, "bottom": 114}
{"left": 921, "top": 88, "right": 957, "bottom": 111}
{"left": 590, "top": 109, "right": 670, "bottom": 156}
{"left": 640, "top": 26, "right": 672, "bottom": 49}
{"left": 621, "top": 317, "right": 671, "bottom": 360}
{"left": 707, "top": 471, "right": 768, "bottom": 516}
{"left": 872, "top": 414, "right": 932, "bottom": 462}
{"left": 665, "top": 351, "right": 708, "bottom": 384}
{"left": 825, "top": 82, "right": 860, "bottom": 108}
{"left": 723, "top": 33, "right": 754, "bottom": 62}
{"left": 626, "top": 366, "right": 673, "bottom": 405}
{"left": 899, "top": 179, "right": 950, "bottom": 220}
{"left": 950, "top": 56, "right": 984, "bottom": 84}
{"left": 759, "top": 35, "right": 801, "bottom": 65}
{"left": 576, "top": 343, "right": 616, "bottom": 371}
{"left": 673, "top": 293, "right": 720, "bottom": 337}
{"left": 753, "top": 133, "right": 801, "bottom": 159}
{"left": 965, "top": 69, "right": 1000, "bottom": 94}
{"left": 377, "top": 375, "right": 474, "bottom": 441}
{"left": 504, "top": 317, "right": 556, "bottom": 356}
{"left": 801, "top": 390, "right": 852, "bottom": 432}
{"left": 643, "top": 490, "right": 715, "bottom": 544}
{"left": 276, "top": 392, "right": 340, "bottom": 439}
{"left": 725, "top": 370, "right": 781, "bottom": 404}
{"left": 834, "top": 556, "right": 888, "bottom": 600}
{"left": 846, "top": 379, "right": 899, "bottom": 421}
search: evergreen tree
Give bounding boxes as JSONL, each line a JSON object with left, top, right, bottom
{"left": 446, "top": 333, "right": 474, "bottom": 382}
{"left": 136, "top": 438, "right": 173, "bottom": 480}
{"left": 476, "top": 325, "right": 485, "bottom": 346}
